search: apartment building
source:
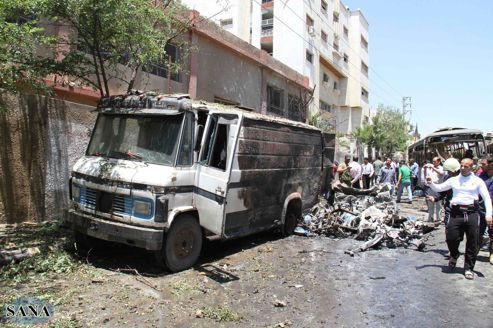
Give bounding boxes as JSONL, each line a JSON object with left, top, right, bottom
{"left": 182, "top": 0, "right": 370, "bottom": 135}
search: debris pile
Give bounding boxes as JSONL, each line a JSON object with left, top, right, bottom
{"left": 296, "top": 182, "right": 437, "bottom": 254}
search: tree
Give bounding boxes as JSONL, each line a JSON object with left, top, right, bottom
{"left": 308, "top": 109, "right": 335, "bottom": 133}
{"left": 0, "top": 0, "right": 76, "bottom": 95}
{"left": 46, "top": 0, "right": 193, "bottom": 97}
{"left": 352, "top": 105, "right": 411, "bottom": 159}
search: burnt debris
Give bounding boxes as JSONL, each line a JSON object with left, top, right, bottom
{"left": 296, "top": 183, "right": 437, "bottom": 254}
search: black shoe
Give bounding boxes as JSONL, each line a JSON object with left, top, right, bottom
{"left": 448, "top": 256, "right": 458, "bottom": 268}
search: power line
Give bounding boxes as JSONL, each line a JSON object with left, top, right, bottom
{"left": 296, "top": 1, "right": 405, "bottom": 97}
{"left": 251, "top": 0, "right": 401, "bottom": 108}
{"left": 277, "top": 0, "right": 403, "bottom": 103}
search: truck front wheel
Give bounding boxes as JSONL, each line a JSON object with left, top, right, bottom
{"left": 282, "top": 202, "right": 301, "bottom": 236}
{"left": 155, "top": 214, "right": 203, "bottom": 272}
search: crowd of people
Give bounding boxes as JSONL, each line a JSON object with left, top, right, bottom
{"left": 332, "top": 154, "right": 493, "bottom": 280}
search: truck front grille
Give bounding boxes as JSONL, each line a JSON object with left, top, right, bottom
{"left": 78, "top": 187, "right": 132, "bottom": 217}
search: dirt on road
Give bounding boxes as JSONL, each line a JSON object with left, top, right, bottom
{"left": 1, "top": 199, "right": 492, "bottom": 327}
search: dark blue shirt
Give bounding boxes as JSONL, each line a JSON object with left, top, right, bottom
{"left": 478, "top": 172, "right": 493, "bottom": 201}
{"left": 410, "top": 162, "right": 419, "bottom": 178}
{"left": 379, "top": 165, "right": 397, "bottom": 185}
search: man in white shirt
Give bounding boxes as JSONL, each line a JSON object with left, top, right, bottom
{"left": 349, "top": 156, "right": 362, "bottom": 189}
{"left": 428, "top": 158, "right": 492, "bottom": 280}
{"left": 361, "top": 157, "right": 374, "bottom": 189}
{"left": 423, "top": 157, "right": 445, "bottom": 222}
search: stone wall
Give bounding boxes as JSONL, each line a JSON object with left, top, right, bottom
{"left": 0, "top": 93, "right": 96, "bottom": 223}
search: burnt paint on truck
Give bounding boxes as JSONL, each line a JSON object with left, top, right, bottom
{"left": 223, "top": 117, "right": 322, "bottom": 237}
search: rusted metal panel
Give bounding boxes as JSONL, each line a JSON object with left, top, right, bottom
{"left": 224, "top": 117, "right": 322, "bottom": 237}
{"left": 236, "top": 155, "right": 321, "bottom": 170}
{"left": 237, "top": 140, "right": 317, "bottom": 157}
{"left": 240, "top": 125, "right": 321, "bottom": 145}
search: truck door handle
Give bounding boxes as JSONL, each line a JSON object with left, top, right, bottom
{"left": 215, "top": 187, "right": 224, "bottom": 195}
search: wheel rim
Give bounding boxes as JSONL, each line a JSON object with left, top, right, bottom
{"left": 173, "top": 228, "right": 195, "bottom": 259}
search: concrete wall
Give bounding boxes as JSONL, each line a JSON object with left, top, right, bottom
{"left": 273, "top": 0, "right": 305, "bottom": 75}
{"left": 194, "top": 34, "right": 306, "bottom": 120}
{"left": 0, "top": 93, "right": 96, "bottom": 223}
{"left": 195, "top": 36, "right": 262, "bottom": 109}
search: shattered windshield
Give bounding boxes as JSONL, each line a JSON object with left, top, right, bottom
{"left": 87, "top": 113, "right": 183, "bottom": 165}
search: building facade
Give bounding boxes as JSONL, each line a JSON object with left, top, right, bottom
{"left": 182, "top": 0, "right": 370, "bottom": 135}
{"left": 46, "top": 11, "right": 310, "bottom": 122}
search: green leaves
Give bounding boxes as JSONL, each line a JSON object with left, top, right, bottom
{"left": 45, "top": 0, "right": 191, "bottom": 95}
{"left": 352, "top": 105, "right": 411, "bottom": 158}
{"left": 1, "top": 0, "right": 191, "bottom": 96}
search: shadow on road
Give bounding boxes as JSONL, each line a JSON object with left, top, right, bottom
{"left": 76, "top": 229, "right": 283, "bottom": 277}
{"left": 415, "top": 263, "right": 486, "bottom": 278}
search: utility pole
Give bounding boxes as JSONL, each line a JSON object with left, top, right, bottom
{"left": 402, "top": 96, "right": 412, "bottom": 118}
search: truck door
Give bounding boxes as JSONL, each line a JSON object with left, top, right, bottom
{"left": 195, "top": 114, "right": 239, "bottom": 236}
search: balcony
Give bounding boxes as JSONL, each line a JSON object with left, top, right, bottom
{"left": 261, "top": 28, "right": 273, "bottom": 37}
{"left": 262, "top": 18, "right": 274, "bottom": 27}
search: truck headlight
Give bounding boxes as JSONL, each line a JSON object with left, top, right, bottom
{"left": 133, "top": 200, "right": 152, "bottom": 216}
{"left": 72, "top": 185, "right": 80, "bottom": 201}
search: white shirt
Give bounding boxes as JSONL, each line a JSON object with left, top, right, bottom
{"left": 349, "top": 161, "right": 362, "bottom": 183}
{"left": 421, "top": 164, "right": 444, "bottom": 184}
{"left": 362, "top": 163, "right": 374, "bottom": 176}
{"left": 429, "top": 173, "right": 492, "bottom": 217}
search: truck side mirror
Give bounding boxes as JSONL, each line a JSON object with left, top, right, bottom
{"left": 194, "top": 125, "right": 204, "bottom": 152}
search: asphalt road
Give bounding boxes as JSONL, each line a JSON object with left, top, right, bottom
{"left": 2, "top": 199, "right": 492, "bottom": 327}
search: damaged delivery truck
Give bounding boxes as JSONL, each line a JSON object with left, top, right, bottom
{"left": 68, "top": 93, "right": 327, "bottom": 272}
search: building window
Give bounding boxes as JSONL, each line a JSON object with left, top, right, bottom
{"left": 361, "top": 61, "right": 369, "bottom": 76}
{"left": 143, "top": 43, "right": 181, "bottom": 82}
{"left": 343, "top": 26, "right": 348, "bottom": 38}
{"left": 267, "top": 85, "right": 284, "bottom": 114}
{"left": 306, "top": 50, "right": 313, "bottom": 63}
{"left": 343, "top": 53, "right": 348, "bottom": 63}
{"left": 306, "top": 15, "right": 314, "bottom": 28}
{"left": 333, "top": 41, "right": 339, "bottom": 52}
{"left": 288, "top": 94, "right": 302, "bottom": 121}
{"left": 321, "top": 30, "right": 327, "bottom": 44}
{"left": 361, "top": 36, "right": 369, "bottom": 51}
{"left": 320, "top": 100, "right": 331, "bottom": 112}
{"left": 333, "top": 11, "right": 339, "bottom": 23}
{"left": 361, "top": 87, "right": 369, "bottom": 99}
{"left": 333, "top": 81, "right": 338, "bottom": 90}
{"left": 306, "top": 14, "right": 314, "bottom": 35}
{"left": 323, "top": 72, "right": 329, "bottom": 83}
{"left": 220, "top": 18, "right": 233, "bottom": 29}
{"left": 321, "top": 0, "right": 328, "bottom": 15}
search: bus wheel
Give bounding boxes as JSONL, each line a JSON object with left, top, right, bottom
{"left": 156, "top": 214, "right": 203, "bottom": 272}
{"left": 282, "top": 202, "right": 301, "bottom": 236}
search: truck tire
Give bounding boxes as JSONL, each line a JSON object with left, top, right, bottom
{"left": 282, "top": 203, "right": 301, "bottom": 236}
{"left": 155, "top": 214, "right": 203, "bottom": 272}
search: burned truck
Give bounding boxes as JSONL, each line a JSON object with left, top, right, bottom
{"left": 67, "top": 93, "right": 329, "bottom": 272}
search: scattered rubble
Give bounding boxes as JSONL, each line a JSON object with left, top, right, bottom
{"left": 297, "top": 182, "right": 437, "bottom": 254}
{"left": 0, "top": 247, "right": 40, "bottom": 265}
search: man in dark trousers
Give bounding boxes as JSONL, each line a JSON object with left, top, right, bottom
{"left": 477, "top": 156, "right": 493, "bottom": 264}
{"left": 427, "top": 158, "right": 492, "bottom": 279}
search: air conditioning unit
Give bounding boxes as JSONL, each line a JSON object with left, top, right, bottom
{"left": 308, "top": 26, "right": 315, "bottom": 36}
